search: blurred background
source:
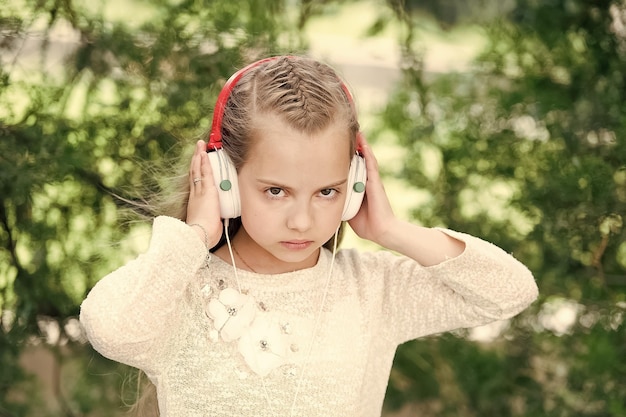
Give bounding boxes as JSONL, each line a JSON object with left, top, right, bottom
{"left": 1, "top": 0, "right": 625, "bottom": 416}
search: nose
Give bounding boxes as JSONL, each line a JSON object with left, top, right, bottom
{"left": 286, "top": 200, "right": 313, "bottom": 232}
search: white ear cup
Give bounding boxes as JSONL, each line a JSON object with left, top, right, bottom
{"left": 341, "top": 153, "right": 367, "bottom": 221}
{"left": 207, "top": 149, "right": 241, "bottom": 219}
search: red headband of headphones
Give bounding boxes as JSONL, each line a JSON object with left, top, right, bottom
{"left": 206, "top": 56, "right": 363, "bottom": 153}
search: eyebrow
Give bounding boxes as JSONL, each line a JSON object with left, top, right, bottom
{"left": 256, "top": 178, "right": 348, "bottom": 190}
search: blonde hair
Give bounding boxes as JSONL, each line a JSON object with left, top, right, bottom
{"left": 128, "top": 371, "right": 158, "bottom": 416}
{"left": 220, "top": 55, "right": 359, "bottom": 169}
{"left": 130, "top": 56, "right": 360, "bottom": 416}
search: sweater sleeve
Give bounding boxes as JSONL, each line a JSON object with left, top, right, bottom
{"left": 379, "top": 229, "right": 538, "bottom": 345}
{"left": 79, "top": 216, "right": 207, "bottom": 371}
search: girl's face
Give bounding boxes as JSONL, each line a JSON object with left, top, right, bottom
{"left": 234, "top": 114, "right": 352, "bottom": 273}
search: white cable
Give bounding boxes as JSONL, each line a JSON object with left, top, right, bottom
{"left": 224, "top": 218, "right": 242, "bottom": 292}
{"left": 289, "top": 226, "right": 339, "bottom": 416}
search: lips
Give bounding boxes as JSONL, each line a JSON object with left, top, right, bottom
{"left": 280, "top": 240, "right": 313, "bottom": 250}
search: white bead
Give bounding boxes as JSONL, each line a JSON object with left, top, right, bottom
{"left": 201, "top": 284, "right": 212, "bottom": 297}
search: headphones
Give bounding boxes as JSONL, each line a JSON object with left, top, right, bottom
{"left": 206, "top": 56, "right": 367, "bottom": 220}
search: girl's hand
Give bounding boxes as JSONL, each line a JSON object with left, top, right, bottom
{"left": 347, "top": 136, "right": 398, "bottom": 246}
{"left": 186, "top": 140, "right": 223, "bottom": 248}
{"left": 349, "top": 137, "right": 465, "bottom": 264}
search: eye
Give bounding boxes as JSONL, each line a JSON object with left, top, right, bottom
{"left": 319, "top": 188, "right": 338, "bottom": 199}
{"left": 265, "top": 187, "right": 285, "bottom": 198}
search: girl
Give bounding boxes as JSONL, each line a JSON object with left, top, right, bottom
{"left": 80, "top": 55, "right": 538, "bottom": 417}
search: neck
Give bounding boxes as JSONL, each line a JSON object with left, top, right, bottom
{"left": 232, "top": 244, "right": 257, "bottom": 273}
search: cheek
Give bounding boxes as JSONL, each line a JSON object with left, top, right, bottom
{"left": 238, "top": 180, "right": 259, "bottom": 208}
{"left": 239, "top": 191, "right": 278, "bottom": 228}
{"left": 312, "top": 200, "right": 344, "bottom": 228}
{"left": 326, "top": 208, "right": 344, "bottom": 227}
{"left": 240, "top": 208, "right": 269, "bottom": 241}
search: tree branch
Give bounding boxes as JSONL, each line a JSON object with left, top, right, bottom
{"left": 0, "top": 199, "right": 23, "bottom": 274}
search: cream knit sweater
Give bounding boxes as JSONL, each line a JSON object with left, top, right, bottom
{"left": 80, "top": 216, "right": 538, "bottom": 417}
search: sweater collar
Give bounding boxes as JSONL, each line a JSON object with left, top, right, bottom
{"left": 209, "top": 247, "right": 333, "bottom": 292}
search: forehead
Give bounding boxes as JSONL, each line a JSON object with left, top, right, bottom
{"left": 244, "top": 114, "right": 352, "bottom": 183}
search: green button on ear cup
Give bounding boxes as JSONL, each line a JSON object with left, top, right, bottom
{"left": 353, "top": 182, "right": 365, "bottom": 193}
{"left": 220, "top": 180, "right": 232, "bottom": 191}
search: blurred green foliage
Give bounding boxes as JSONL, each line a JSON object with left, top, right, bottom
{"left": 380, "top": 0, "right": 626, "bottom": 415}
{"left": 1, "top": 0, "right": 625, "bottom": 416}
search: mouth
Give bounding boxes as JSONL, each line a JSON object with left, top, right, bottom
{"left": 280, "top": 240, "right": 313, "bottom": 250}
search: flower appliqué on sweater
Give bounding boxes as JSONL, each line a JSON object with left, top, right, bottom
{"left": 239, "top": 314, "right": 289, "bottom": 376}
{"left": 206, "top": 288, "right": 256, "bottom": 342}
{"left": 203, "top": 286, "right": 293, "bottom": 377}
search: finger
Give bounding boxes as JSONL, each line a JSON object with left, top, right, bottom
{"left": 360, "top": 141, "right": 381, "bottom": 186}
{"left": 357, "top": 134, "right": 375, "bottom": 166}
{"left": 199, "top": 147, "right": 215, "bottom": 192}
{"left": 196, "top": 140, "right": 213, "bottom": 191}
{"left": 361, "top": 141, "right": 393, "bottom": 213}
{"left": 189, "top": 140, "right": 204, "bottom": 191}
{"left": 189, "top": 154, "right": 199, "bottom": 190}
